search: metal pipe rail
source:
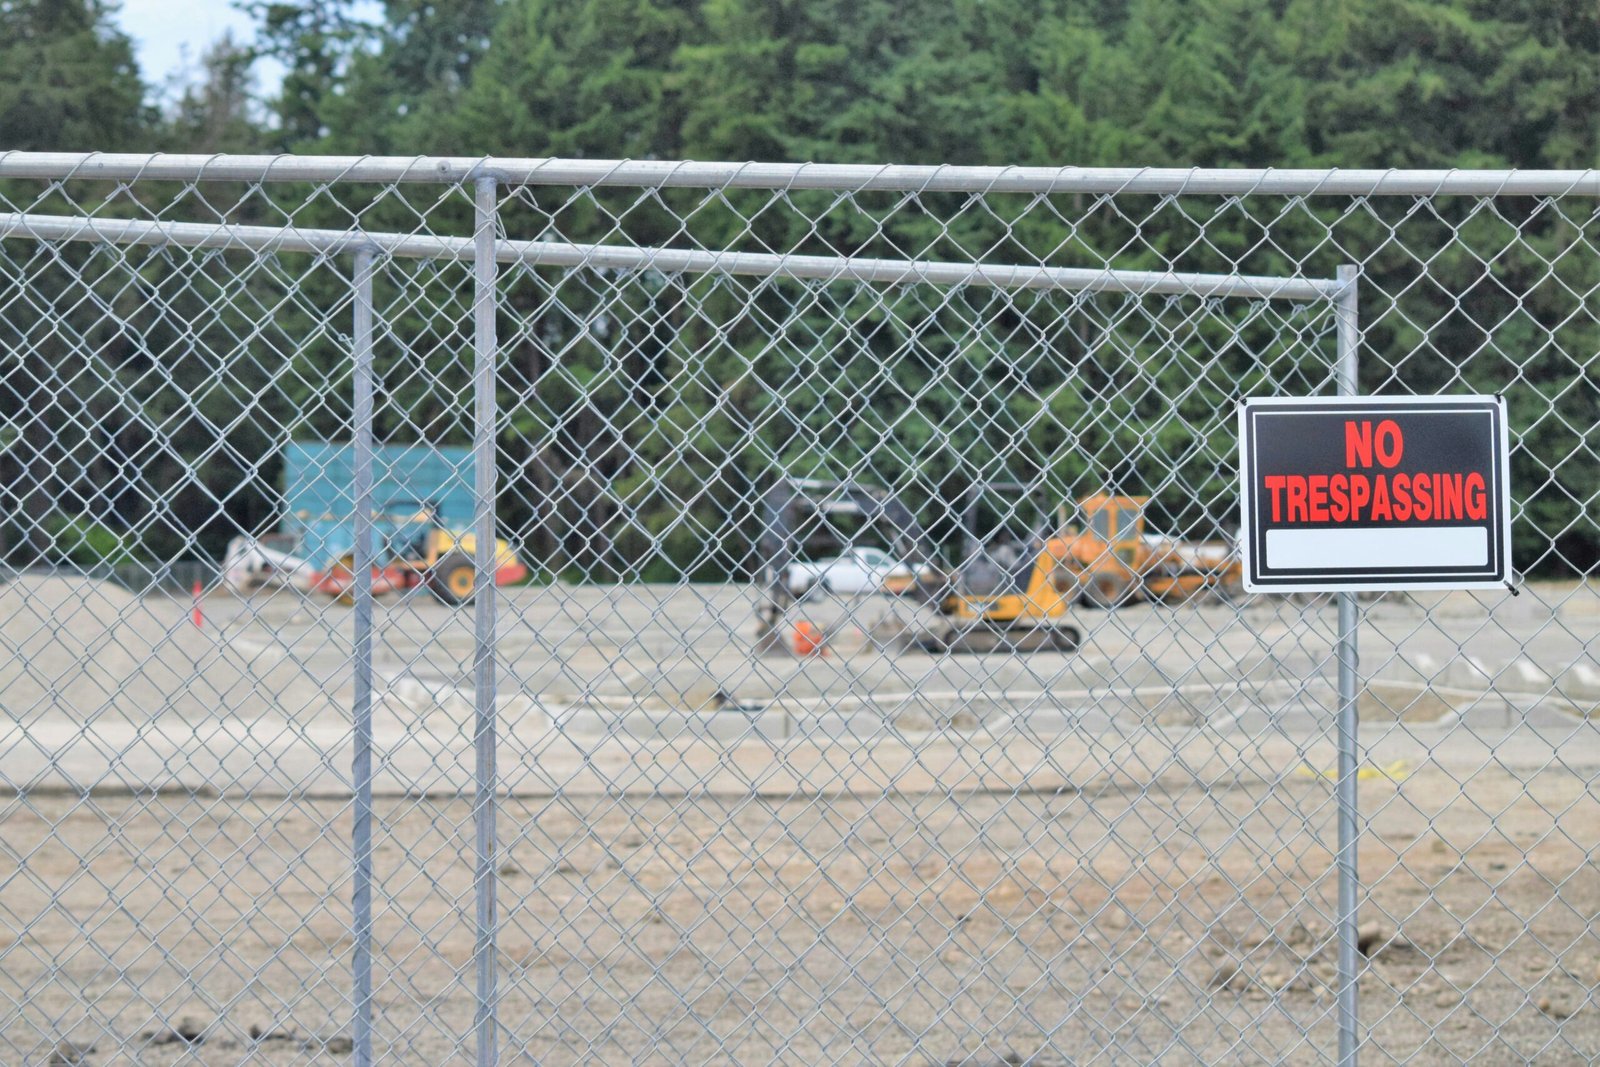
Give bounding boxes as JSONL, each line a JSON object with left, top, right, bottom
{"left": 2, "top": 152, "right": 1600, "bottom": 195}
{"left": 0, "top": 211, "right": 1340, "bottom": 301}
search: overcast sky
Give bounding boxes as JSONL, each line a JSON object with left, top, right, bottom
{"left": 116, "top": 0, "right": 383, "bottom": 101}
{"left": 117, "top": 0, "right": 265, "bottom": 96}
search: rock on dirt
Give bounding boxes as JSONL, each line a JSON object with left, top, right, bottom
{"left": 1357, "top": 921, "right": 1415, "bottom": 959}
{"left": 1207, "top": 960, "right": 1243, "bottom": 990}
{"left": 248, "top": 1024, "right": 301, "bottom": 1043}
{"left": 1538, "top": 995, "right": 1572, "bottom": 1020}
{"left": 938, "top": 1052, "right": 1070, "bottom": 1067}
{"left": 47, "top": 1040, "right": 95, "bottom": 1066}
{"left": 1261, "top": 969, "right": 1292, "bottom": 993}
{"left": 148, "top": 1015, "right": 207, "bottom": 1045}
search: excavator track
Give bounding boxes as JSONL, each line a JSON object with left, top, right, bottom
{"left": 922, "top": 624, "right": 1081, "bottom": 654}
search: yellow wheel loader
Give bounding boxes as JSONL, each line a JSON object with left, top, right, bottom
{"left": 318, "top": 503, "right": 528, "bottom": 606}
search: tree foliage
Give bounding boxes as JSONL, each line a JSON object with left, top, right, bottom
{"left": 0, "top": 0, "right": 148, "bottom": 150}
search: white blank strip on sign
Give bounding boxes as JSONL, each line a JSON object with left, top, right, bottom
{"left": 1265, "top": 526, "right": 1488, "bottom": 570}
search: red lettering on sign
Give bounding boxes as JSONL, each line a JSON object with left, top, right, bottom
{"left": 1286, "top": 477, "right": 1308, "bottom": 522}
{"left": 1374, "top": 419, "right": 1404, "bottom": 467}
{"left": 1307, "top": 475, "right": 1329, "bottom": 522}
{"left": 1345, "top": 421, "right": 1373, "bottom": 468}
{"left": 1348, "top": 474, "right": 1370, "bottom": 520}
{"left": 1370, "top": 475, "right": 1392, "bottom": 521}
{"left": 1437, "top": 472, "right": 1463, "bottom": 521}
{"left": 1267, "top": 419, "right": 1492, "bottom": 530}
{"left": 1390, "top": 473, "right": 1412, "bottom": 521}
{"left": 1412, "top": 473, "right": 1432, "bottom": 521}
{"left": 1264, "top": 475, "right": 1287, "bottom": 522}
{"left": 1465, "top": 472, "right": 1487, "bottom": 520}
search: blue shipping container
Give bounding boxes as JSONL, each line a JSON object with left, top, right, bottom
{"left": 282, "top": 442, "right": 478, "bottom": 567}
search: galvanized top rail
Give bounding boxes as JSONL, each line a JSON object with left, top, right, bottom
{"left": 2, "top": 153, "right": 1598, "bottom": 196}
{"left": 0, "top": 212, "right": 1342, "bottom": 300}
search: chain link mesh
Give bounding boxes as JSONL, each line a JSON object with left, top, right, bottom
{"left": 0, "top": 158, "right": 1595, "bottom": 1064}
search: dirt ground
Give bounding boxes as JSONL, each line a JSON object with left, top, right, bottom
{"left": 4, "top": 750, "right": 1595, "bottom": 1065}
{"left": 3, "top": 576, "right": 1597, "bottom": 1063}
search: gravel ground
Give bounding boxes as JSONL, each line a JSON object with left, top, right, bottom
{"left": 4, "top": 752, "right": 1595, "bottom": 1065}
{"left": 3, "top": 576, "right": 1597, "bottom": 1063}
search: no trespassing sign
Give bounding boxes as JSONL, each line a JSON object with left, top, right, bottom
{"left": 1237, "top": 396, "right": 1510, "bottom": 593}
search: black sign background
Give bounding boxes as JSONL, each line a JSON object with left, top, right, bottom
{"left": 1237, "top": 397, "right": 1510, "bottom": 591}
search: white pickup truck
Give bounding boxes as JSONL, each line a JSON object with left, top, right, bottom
{"left": 221, "top": 533, "right": 321, "bottom": 594}
{"left": 783, "top": 546, "right": 933, "bottom": 596}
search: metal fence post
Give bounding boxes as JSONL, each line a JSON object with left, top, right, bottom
{"left": 1334, "top": 263, "right": 1362, "bottom": 1066}
{"left": 471, "top": 175, "right": 500, "bottom": 1067}
{"left": 350, "top": 247, "right": 377, "bottom": 1067}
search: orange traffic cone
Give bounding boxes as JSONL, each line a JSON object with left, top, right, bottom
{"left": 793, "top": 621, "right": 825, "bottom": 657}
{"left": 191, "top": 579, "right": 204, "bottom": 628}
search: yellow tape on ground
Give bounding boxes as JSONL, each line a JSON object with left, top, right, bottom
{"left": 1294, "top": 758, "right": 1414, "bottom": 783}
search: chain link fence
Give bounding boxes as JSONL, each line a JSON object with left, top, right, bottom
{"left": 0, "top": 155, "right": 1596, "bottom": 1065}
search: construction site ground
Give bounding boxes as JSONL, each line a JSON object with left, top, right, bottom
{"left": 2, "top": 574, "right": 1596, "bottom": 1063}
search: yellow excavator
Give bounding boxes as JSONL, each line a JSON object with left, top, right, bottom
{"left": 926, "top": 483, "right": 1080, "bottom": 653}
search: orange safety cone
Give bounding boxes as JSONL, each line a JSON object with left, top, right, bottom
{"left": 793, "top": 621, "right": 825, "bottom": 657}
{"left": 191, "top": 579, "right": 204, "bottom": 628}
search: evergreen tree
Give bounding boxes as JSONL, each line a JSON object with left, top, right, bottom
{"left": 161, "top": 32, "right": 263, "bottom": 152}
{"left": 0, "top": 0, "right": 148, "bottom": 149}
